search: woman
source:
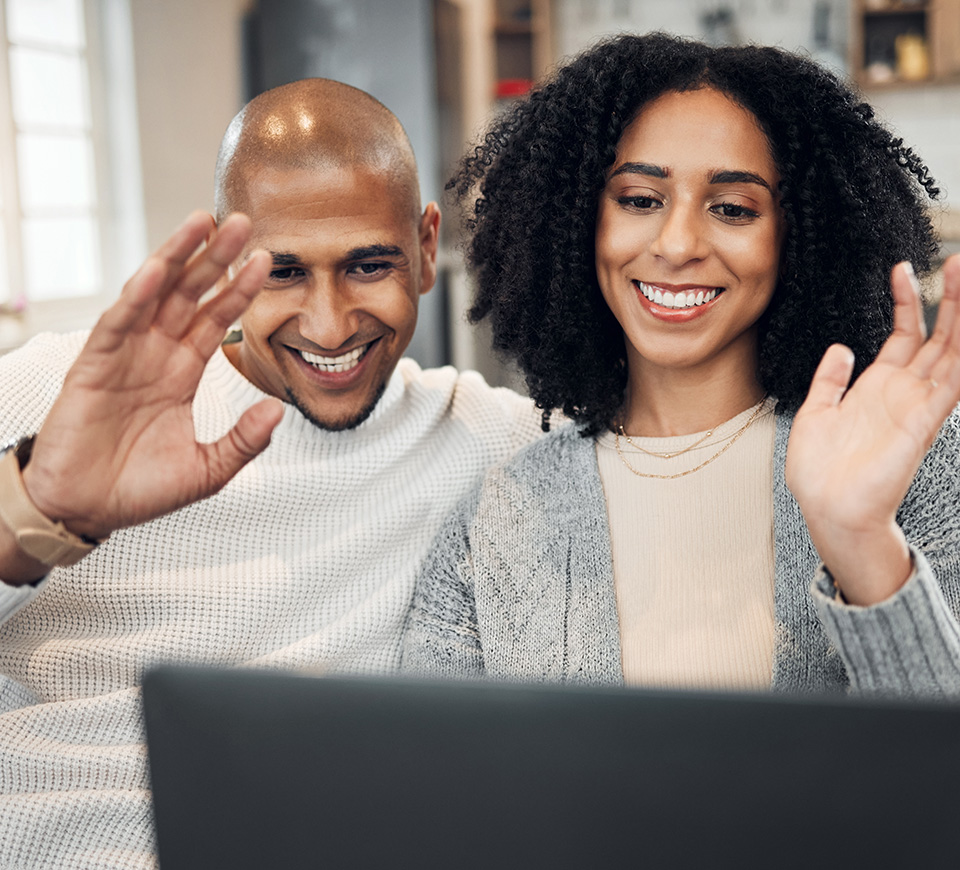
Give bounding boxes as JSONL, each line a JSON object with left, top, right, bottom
{"left": 402, "top": 33, "right": 960, "bottom": 695}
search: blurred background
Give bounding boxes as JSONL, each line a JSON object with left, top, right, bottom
{"left": 0, "top": 0, "right": 957, "bottom": 390}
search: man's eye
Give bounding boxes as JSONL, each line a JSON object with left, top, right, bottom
{"left": 269, "top": 267, "right": 302, "bottom": 281}
{"left": 350, "top": 262, "right": 389, "bottom": 277}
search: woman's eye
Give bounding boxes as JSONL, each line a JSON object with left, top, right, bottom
{"left": 714, "top": 202, "right": 759, "bottom": 220}
{"left": 618, "top": 195, "right": 661, "bottom": 211}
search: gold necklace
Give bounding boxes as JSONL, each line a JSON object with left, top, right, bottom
{"left": 613, "top": 397, "right": 768, "bottom": 480}
{"left": 617, "top": 424, "right": 715, "bottom": 459}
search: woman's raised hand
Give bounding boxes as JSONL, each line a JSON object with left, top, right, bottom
{"left": 786, "top": 255, "right": 960, "bottom": 605}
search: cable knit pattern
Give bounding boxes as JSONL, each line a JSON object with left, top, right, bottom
{"left": 403, "top": 404, "right": 960, "bottom": 696}
{"left": 0, "top": 331, "right": 542, "bottom": 869}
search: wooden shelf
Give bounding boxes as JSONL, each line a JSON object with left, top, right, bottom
{"left": 853, "top": 0, "right": 960, "bottom": 87}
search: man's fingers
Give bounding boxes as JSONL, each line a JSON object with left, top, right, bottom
{"left": 801, "top": 343, "right": 855, "bottom": 413}
{"left": 171, "top": 213, "right": 254, "bottom": 303}
{"left": 202, "top": 398, "right": 285, "bottom": 493}
{"left": 151, "top": 214, "right": 255, "bottom": 339}
{"left": 876, "top": 261, "right": 925, "bottom": 367}
{"left": 184, "top": 249, "right": 271, "bottom": 359}
{"left": 153, "top": 210, "right": 218, "bottom": 265}
{"left": 86, "top": 212, "right": 220, "bottom": 347}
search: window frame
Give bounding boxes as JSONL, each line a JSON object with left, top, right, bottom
{"left": 0, "top": 0, "right": 146, "bottom": 353}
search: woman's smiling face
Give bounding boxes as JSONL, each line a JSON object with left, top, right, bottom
{"left": 595, "top": 87, "right": 785, "bottom": 388}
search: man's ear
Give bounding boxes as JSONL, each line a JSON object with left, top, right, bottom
{"left": 418, "top": 202, "right": 441, "bottom": 295}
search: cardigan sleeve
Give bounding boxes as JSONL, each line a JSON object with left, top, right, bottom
{"left": 812, "top": 548, "right": 960, "bottom": 695}
{"left": 810, "top": 413, "right": 960, "bottom": 696}
{"left": 400, "top": 488, "right": 486, "bottom": 679}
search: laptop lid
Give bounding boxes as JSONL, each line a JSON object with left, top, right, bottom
{"left": 143, "top": 666, "right": 960, "bottom": 869}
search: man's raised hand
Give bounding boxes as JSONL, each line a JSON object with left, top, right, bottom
{"left": 19, "top": 211, "right": 282, "bottom": 545}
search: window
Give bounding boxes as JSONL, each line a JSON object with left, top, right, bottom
{"left": 0, "top": 0, "right": 145, "bottom": 351}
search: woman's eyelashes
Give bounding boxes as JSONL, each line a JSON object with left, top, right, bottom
{"left": 615, "top": 194, "right": 762, "bottom": 223}
{"left": 616, "top": 194, "right": 663, "bottom": 212}
{"left": 710, "top": 201, "right": 761, "bottom": 222}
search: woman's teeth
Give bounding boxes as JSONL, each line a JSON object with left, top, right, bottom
{"left": 636, "top": 281, "right": 720, "bottom": 309}
{"left": 299, "top": 344, "right": 367, "bottom": 372}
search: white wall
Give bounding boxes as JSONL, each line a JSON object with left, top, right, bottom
{"left": 554, "top": 0, "right": 849, "bottom": 74}
{"left": 867, "top": 85, "right": 960, "bottom": 247}
{"left": 129, "top": 0, "right": 249, "bottom": 251}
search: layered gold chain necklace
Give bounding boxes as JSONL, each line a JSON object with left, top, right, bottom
{"left": 613, "top": 396, "right": 769, "bottom": 480}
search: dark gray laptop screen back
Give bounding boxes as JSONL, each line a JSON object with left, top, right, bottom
{"left": 143, "top": 667, "right": 960, "bottom": 869}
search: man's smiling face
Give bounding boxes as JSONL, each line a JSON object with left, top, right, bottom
{"left": 224, "top": 162, "right": 439, "bottom": 431}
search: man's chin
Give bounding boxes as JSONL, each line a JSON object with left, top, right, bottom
{"left": 284, "top": 380, "right": 388, "bottom": 432}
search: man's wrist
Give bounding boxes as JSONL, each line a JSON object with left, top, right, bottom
{"left": 0, "top": 437, "right": 106, "bottom": 574}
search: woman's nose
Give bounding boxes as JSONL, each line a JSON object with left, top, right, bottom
{"left": 648, "top": 204, "right": 709, "bottom": 266}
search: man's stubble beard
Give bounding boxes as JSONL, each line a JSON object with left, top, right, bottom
{"left": 284, "top": 379, "right": 388, "bottom": 432}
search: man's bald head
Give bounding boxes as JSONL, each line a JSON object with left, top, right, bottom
{"left": 215, "top": 79, "right": 421, "bottom": 223}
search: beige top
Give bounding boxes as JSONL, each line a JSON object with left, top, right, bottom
{"left": 595, "top": 398, "right": 778, "bottom": 691}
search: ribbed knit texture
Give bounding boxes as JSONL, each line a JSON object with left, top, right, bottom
{"left": 596, "top": 399, "right": 776, "bottom": 690}
{"left": 404, "top": 406, "right": 960, "bottom": 699}
{"left": 0, "top": 331, "right": 542, "bottom": 869}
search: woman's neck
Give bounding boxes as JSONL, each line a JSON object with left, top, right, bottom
{"left": 618, "top": 364, "right": 766, "bottom": 437}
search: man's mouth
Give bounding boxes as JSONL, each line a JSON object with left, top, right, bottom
{"left": 635, "top": 281, "right": 722, "bottom": 309}
{"left": 297, "top": 342, "right": 372, "bottom": 373}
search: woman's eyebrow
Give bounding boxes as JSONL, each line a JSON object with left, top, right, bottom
{"left": 608, "top": 161, "right": 667, "bottom": 180}
{"left": 607, "top": 163, "right": 773, "bottom": 193}
{"left": 708, "top": 169, "right": 772, "bottom": 191}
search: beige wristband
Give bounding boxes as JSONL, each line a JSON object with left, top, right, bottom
{"left": 0, "top": 438, "right": 103, "bottom": 568}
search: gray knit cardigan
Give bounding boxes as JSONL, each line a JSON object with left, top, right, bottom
{"left": 402, "top": 405, "right": 960, "bottom": 695}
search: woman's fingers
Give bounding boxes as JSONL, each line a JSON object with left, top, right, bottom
{"left": 800, "top": 343, "right": 855, "bottom": 414}
{"left": 920, "top": 258, "right": 960, "bottom": 423}
{"left": 875, "top": 261, "right": 926, "bottom": 368}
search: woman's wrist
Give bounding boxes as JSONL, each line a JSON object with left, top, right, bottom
{"left": 812, "top": 520, "right": 913, "bottom": 606}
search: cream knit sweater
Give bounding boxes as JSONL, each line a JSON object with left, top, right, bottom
{"left": 0, "top": 331, "right": 541, "bottom": 869}
{"left": 596, "top": 399, "right": 778, "bottom": 690}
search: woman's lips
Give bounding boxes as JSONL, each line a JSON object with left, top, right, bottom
{"left": 635, "top": 281, "right": 722, "bottom": 309}
{"left": 633, "top": 280, "right": 725, "bottom": 321}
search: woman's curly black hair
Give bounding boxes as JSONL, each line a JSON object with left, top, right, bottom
{"left": 451, "top": 32, "right": 940, "bottom": 435}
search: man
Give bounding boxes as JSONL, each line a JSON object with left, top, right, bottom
{"left": 0, "top": 80, "right": 541, "bottom": 868}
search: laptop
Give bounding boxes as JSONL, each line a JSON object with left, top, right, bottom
{"left": 143, "top": 666, "right": 960, "bottom": 869}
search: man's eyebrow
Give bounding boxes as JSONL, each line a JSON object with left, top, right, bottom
{"left": 608, "top": 162, "right": 667, "bottom": 180}
{"left": 270, "top": 252, "right": 303, "bottom": 266}
{"left": 708, "top": 169, "right": 773, "bottom": 191}
{"left": 344, "top": 244, "right": 405, "bottom": 261}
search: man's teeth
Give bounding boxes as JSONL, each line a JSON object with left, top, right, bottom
{"left": 637, "top": 281, "right": 719, "bottom": 309}
{"left": 299, "top": 344, "right": 367, "bottom": 372}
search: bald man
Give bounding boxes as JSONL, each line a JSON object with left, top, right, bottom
{"left": 0, "top": 80, "right": 541, "bottom": 868}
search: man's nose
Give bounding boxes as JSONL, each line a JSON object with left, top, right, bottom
{"left": 297, "top": 279, "right": 361, "bottom": 350}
